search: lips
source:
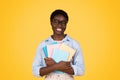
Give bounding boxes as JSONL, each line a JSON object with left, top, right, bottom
{"left": 56, "top": 28, "right": 62, "bottom": 31}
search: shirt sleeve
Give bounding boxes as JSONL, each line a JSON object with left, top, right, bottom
{"left": 71, "top": 41, "right": 85, "bottom": 76}
{"left": 32, "top": 44, "right": 46, "bottom": 77}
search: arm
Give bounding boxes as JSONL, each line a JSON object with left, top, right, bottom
{"left": 39, "top": 58, "right": 56, "bottom": 76}
{"left": 40, "top": 63, "right": 58, "bottom": 76}
{"left": 40, "top": 58, "right": 74, "bottom": 76}
{"left": 32, "top": 45, "right": 74, "bottom": 77}
{"left": 32, "top": 48, "right": 42, "bottom": 77}
{"left": 71, "top": 43, "right": 85, "bottom": 76}
{"left": 56, "top": 61, "right": 74, "bottom": 75}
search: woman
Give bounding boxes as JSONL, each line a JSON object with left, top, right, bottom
{"left": 32, "top": 9, "right": 85, "bottom": 80}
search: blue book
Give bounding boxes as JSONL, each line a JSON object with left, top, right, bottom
{"left": 52, "top": 48, "right": 69, "bottom": 63}
{"left": 42, "top": 42, "right": 58, "bottom": 58}
{"left": 43, "top": 46, "right": 48, "bottom": 58}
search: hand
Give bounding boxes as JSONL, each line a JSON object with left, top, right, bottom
{"left": 56, "top": 61, "right": 71, "bottom": 71}
{"left": 44, "top": 58, "right": 56, "bottom": 67}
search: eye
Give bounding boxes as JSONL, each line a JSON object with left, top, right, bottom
{"left": 61, "top": 21, "right": 67, "bottom": 24}
{"left": 52, "top": 19, "right": 67, "bottom": 26}
{"left": 53, "top": 20, "right": 59, "bottom": 23}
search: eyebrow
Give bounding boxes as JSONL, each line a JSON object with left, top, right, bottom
{"left": 53, "top": 19, "right": 67, "bottom": 22}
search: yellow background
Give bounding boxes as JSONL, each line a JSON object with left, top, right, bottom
{"left": 0, "top": 0, "right": 120, "bottom": 80}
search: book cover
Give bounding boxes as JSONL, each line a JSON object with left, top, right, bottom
{"left": 52, "top": 48, "right": 69, "bottom": 63}
{"left": 47, "top": 44, "right": 61, "bottom": 57}
{"left": 59, "top": 44, "right": 76, "bottom": 61}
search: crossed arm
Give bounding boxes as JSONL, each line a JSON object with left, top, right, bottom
{"left": 40, "top": 58, "right": 74, "bottom": 76}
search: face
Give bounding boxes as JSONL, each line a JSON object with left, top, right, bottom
{"left": 51, "top": 14, "right": 68, "bottom": 35}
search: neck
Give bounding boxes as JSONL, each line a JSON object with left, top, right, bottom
{"left": 52, "top": 34, "right": 66, "bottom": 41}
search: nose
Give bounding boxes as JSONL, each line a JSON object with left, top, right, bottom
{"left": 57, "top": 23, "right": 63, "bottom": 27}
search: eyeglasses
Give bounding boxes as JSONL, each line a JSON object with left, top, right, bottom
{"left": 52, "top": 19, "right": 67, "bottom": 26}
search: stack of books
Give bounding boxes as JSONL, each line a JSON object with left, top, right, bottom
{"left": 43, "top": 43, "right": 76, "bottom": 63}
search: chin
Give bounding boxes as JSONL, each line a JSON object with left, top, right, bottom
{"left": 55, "top": 32, "right": 64, "bottom": 35}
{"left": 56, "top": 33, "right": 63, "bottom": 35}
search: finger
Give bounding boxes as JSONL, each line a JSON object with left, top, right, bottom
{"left": 48, "top": 58, "right": 53, "bottom": 60}
{"left": 66, "top": 62, "right": 70, "bottom": 65}
{"left": 44, "top": 58, "right": 51, "bottom": 61}
{"left": 65, "top": 66, "right": 71, "bottom": 70}
{"left": 47, "top": 58, "right": 53, "bottom": 60}
{"left": 65, "top": 61, "right": 70, "bottom": 63}
{"left": 44, "top": 58, "right": 47, "bottom": 60}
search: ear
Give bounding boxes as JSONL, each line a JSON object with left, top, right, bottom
{"left": 50, "top": 21, "right": 53, "bottom": 26}
{"left": 50, "top": 22, "right": 54, "bottom": 28}
{"left": 50, "top": 22, "right": 52, "bottom": 25}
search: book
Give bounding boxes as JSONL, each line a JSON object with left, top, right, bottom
{"left": 43, "top": 46, "right": 48, "bottom": 58}
{"left": 52, "top": 48, "right": 69, "bottom": 63}
{"left": 47, "top": 44, "right": 61, "bottom": 57}
{"left": 59, "top": 44, "right": 76, "bottom": 61}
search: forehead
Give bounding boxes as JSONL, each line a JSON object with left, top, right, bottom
{"left": 53, "top": 14, "right": 67, "bottom": 21}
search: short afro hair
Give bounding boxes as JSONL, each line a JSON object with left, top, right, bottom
{"left": 50, "top": 9, "right": 69, "bottom": 22}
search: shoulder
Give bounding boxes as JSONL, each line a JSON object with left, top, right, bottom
{"left": 68, "top": 36, "right": 81, "bottom": 49}
{"left": 37, "top": 37, "right": 50, "bottom": 49}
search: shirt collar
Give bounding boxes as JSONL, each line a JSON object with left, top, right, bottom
{"left": 45, "top": 34, "right": 71, "bottom": 43}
